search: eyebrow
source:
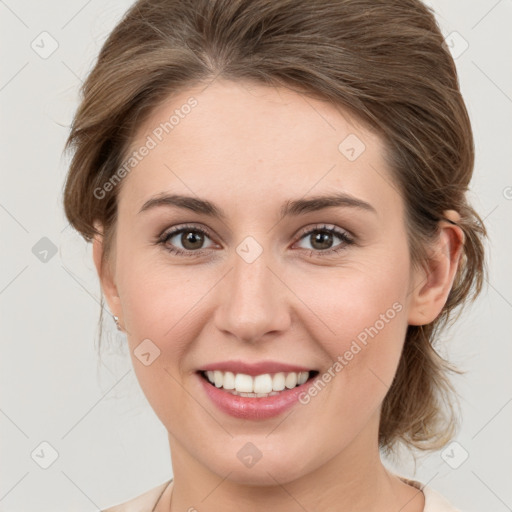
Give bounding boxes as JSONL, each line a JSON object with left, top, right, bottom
{"left": 138, "top": 192, "right": 377, "bottom": 220}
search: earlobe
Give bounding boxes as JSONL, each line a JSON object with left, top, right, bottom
{"left": 407, "top": 211, "right": 465, "bottom": 326}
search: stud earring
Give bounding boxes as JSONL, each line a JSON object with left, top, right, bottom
{"left": 113, "top": 315, "right": 123, "bottom": 332}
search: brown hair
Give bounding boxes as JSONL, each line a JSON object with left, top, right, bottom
{"left": 62, "top": 0, "right": 487, "bottom": 453}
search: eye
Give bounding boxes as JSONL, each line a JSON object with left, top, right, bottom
{"left": 157, "top": 224, "right": 216, "bottom": 257}
{"left": 294, "top": 224, "right": 354, "bottom": 256}
{"left": 156, "top": 223, "right": 355, "bottom": 258}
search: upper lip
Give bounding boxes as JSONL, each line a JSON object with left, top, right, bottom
{"left": 198, "top": 360, "right": 315, "bottom": 376}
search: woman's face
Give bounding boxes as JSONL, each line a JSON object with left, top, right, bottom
{"left": 99, "top": 79, "right": 424, "bottom": 484}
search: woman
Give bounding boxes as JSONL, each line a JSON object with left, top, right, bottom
{"left": 62, "top": 0, "right": 487, "bottom": 510}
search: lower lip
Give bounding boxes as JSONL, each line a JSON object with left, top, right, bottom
{"left": 197, "top": 372, "right": 317, "bottom": 420}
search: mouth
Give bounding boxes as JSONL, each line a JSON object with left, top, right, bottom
{"left": 198, "top": 369, "right": 320, "bottom": 398}
{"left": 195, "top": 360, "right": 321, "bottom": 419}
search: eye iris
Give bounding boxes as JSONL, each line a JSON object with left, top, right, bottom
{"left": 311, "top": 231, "right": 333, "bottom": 250}
{"left": 182, "top": 231, "right": 204, "bottom": 250}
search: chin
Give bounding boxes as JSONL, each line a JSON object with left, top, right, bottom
{"left": 200, "top": 438, "right": 316, "bottom": 486}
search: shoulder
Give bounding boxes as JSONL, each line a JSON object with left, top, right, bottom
{"left": 399, "top": 476, "right": 462, "bottom": 512}
{"left": 101, "top": 479, "right": 172, "bottom": 512}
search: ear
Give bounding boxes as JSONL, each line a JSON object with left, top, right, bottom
{"left": 407, "top": 210, "right": 465, "bottom": 326}
{"left": 92, "top": 221, "right": 122, "bottom": 320}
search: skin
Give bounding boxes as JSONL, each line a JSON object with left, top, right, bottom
{"left": 93, "top": 79, "right": 464, "bottom": 512}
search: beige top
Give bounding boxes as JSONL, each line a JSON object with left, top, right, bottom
{"left": 101, "top": 476, "right": 461, "bottom": 512}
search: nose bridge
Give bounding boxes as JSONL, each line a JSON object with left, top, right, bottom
{"left": 214, "top": 237, "right": 291, "bottom": 342}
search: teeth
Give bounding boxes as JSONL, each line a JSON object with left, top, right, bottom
{"left": 214, "top": 370, "right": 223, "bottom": 388}
{"left": 203, "top": 370, "right": 311, "bottom": 394}
{"left": 297, "top": 371, "right": 308, "bottom": 385}
{"left": 235, "top": 373, "right": 254, "bottom": 392}
{"left": 272, "top": 372, "right": 286, "bottom": 391}
{"left": 223, "top": 371, "right": 235, "bottom": 390}
{"left": 285, "top": 372, "right": 297, "bottom": 389}
{"left": 254, "top": 374, "right": 273, "bottom": 394}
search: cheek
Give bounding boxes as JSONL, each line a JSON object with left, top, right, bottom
{"left": 115, "top": 259, "right": 217, "bottom": 426}
{"left": 112, "top": 238, "right": 411, "bottom": 475}
{"left": 286, "top": 256, "right": 410, "bottom": 409}
{"left": 114, "top": 253, "right": 226, "bottom": 414}
{"left": 117, "top": 237, "right": 411, "bottom": 369}
{"left": 117, "top": 259, "right": 216, "bottom": 347}
{"left": 290, "top": 258, "right": 409, "bottom": 350}
{"left": 116, "top": 231, "right": 410, "bottom": 406}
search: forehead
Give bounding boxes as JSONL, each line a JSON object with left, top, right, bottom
{"left": 118, "top": 79, "right": 400, "bottom": 221}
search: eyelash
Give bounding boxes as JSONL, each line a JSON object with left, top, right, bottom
{"left": 155, "top": 223, "right": 355, "bottom": 259}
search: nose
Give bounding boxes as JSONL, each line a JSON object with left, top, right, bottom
{"left": 213, "top": 245, "right": 292, "bottom": 343}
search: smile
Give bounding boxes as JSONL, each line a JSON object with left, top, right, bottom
{"left": 200, "top": 370, "right": 316, "bottom": 397}
{"left": 196, "top": 363, "right": 320, "bottom": 419}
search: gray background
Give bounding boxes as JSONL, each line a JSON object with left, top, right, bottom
{"left": 1, "top": 0, "right": 511, "bottom": 510}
